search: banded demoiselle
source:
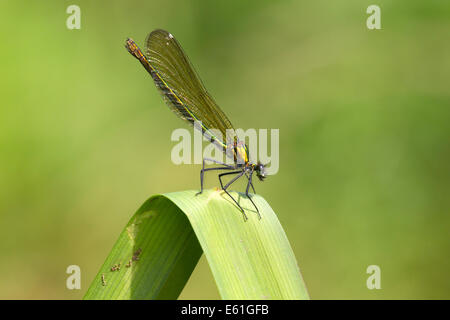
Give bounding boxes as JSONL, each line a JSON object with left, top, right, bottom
{"left": 125, "top": 30, "right": 267, "bottom": 220}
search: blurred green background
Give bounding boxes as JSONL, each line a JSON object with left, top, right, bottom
{"left": 0, "top": 0, "right": 449, "bottom": 299}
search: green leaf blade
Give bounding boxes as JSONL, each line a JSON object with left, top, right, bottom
{"left": 84, "top": 189, "right": 309, "bottom": 300}
{"left": 84, "top": 195, "right": 202, "bottom": 300}
{"left": 167, "top": 190, "right": 309, "bottom": 300}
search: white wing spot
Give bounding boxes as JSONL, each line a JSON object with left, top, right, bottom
{"left": 168, "top": 33, "right": 174, "bottom": 39}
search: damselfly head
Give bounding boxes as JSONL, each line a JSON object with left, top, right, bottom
{"left": 255, "top": 162, "right": 267, "bottom": 181}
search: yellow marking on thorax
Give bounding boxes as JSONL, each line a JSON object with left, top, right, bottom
{"left": 236, "top": 144, "right": 248, "bottom": 164}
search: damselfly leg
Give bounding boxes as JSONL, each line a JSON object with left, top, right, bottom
{"left": 219, "top": 170, "right": 247, "bottom": 220}
{"left": 197, "top": 158, "right": 261, "bottom": 220}
{"left": 196, "top": 158, "right": 236, "bottom": 196}
{"left": 244, "top": 170, "right": 261, "bottom": 219}
{"left": 245, "top": 172, "right": 256, "bottom": 194}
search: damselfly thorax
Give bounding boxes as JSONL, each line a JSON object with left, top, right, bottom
{"left": 226, "top": 140, "right": 249, "bottom": 166}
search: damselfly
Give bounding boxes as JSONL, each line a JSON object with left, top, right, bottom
{"left": 125, "top": 29, "right": 267, "bottom": 220}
